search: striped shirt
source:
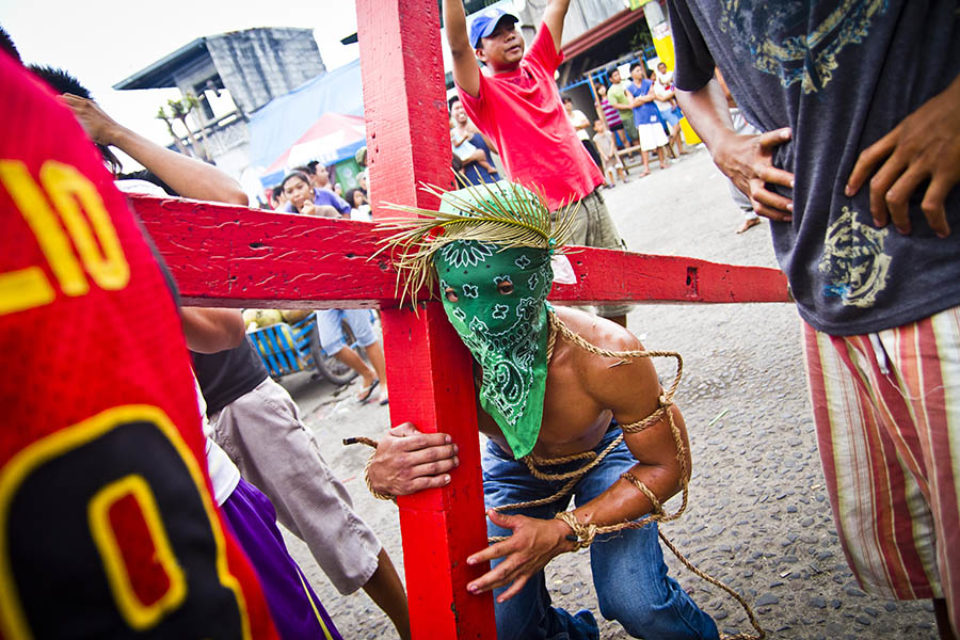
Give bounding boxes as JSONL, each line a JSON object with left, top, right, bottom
{"left": 598, "top": 98, "right": 621, "bottom": 127}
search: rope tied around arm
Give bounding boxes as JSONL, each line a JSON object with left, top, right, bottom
{"left": 343, "top": 312, "right": 764, "bottom": 639}
{"left": 343, "top": 436, "right": 397, "bottom": 502}
{"left": 495, "top": 312, "right": 764, "bottom": 640}
{"left": 499, "top": 311, "right": 688, "bottom": 536}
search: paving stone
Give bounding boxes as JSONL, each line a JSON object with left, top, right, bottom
{"left": 825, "top": 622, "right": 845, "bottom": 636}
{"left": 755, "top": 593, "right": 780, "bottom": 606}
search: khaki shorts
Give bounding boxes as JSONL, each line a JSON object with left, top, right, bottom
{"left": 553, "top": 189, "right": 633, "bottom": 319}
{"left": 619, "top": 110, "right": 638, "bottom": 141}
{"left": 211, "top": 377, "right": 382, "bottom": 594}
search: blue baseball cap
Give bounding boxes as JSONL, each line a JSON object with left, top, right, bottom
{"left": 469, "top": 7, "right": 519, "bottom": 49}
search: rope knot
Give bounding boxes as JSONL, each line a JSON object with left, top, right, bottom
{"left": 555, "top": 510, "right": 597, "bottom": 550}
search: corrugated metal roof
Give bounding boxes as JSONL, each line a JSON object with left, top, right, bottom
{"left": 561, "top": 7, "right": 647, "bottom": 61}
{"left": 113, "top": 38, "right": 209, "bottom": 90}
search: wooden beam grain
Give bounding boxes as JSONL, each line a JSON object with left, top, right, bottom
{"left": 132, "top": 197, "right": 790, "bottom": 310}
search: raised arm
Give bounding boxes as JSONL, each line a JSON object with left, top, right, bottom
{"left": 443, "top": 0, "right": 480, "bottom": 97}
{"left": 541, "top": 0, "right": 571, "bottom": 51}
{"left": 676, "top": 79, "right": 794, "bottom": 220}
{"left": 60, "top": 94, "right": 248, "bottom": 206}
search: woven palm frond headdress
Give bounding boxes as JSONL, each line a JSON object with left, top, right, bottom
{"left": 376, "top": 178, "right": 578, "bottom": 305}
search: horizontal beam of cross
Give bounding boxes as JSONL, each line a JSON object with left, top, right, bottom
{"left": 131, "top": 195, "right": 791, "bottom": 309}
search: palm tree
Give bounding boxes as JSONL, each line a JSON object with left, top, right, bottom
{"left": 156, "top": 106, "right": 191, "bottom": 156}
{"left": 166, "top": 95, "right": 209, "bottom": 161}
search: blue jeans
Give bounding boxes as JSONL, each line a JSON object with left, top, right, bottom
{"left": 482, "top": 428, "right": 720, "bottom": 640}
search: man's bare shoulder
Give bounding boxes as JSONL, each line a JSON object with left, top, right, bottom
{"left": 553, "top": 306, "right": 642, "bottom": 355}
{"left": 552, "top": 306, "right": 660, "bottom": 421}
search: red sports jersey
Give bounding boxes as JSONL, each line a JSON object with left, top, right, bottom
{"left": 0, "top": 53, "right": 279, "bottom": 639}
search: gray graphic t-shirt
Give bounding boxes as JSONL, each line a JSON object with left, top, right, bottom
{"left": 669, "top": 0, "right": 960, "bottom": 335}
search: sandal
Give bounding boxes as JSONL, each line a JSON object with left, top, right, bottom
{"left": 356, "top": 379, "right": 380, "bottom": 403}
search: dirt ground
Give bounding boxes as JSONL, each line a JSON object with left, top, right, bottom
{"left": 279, "top": 147, "right": 938, "bottom": 639}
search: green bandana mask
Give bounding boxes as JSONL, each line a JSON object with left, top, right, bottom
{"left": 434, "top": 241, "right": 553, "bottom": 458}
{"left": 378, "top": 179, "right": 575, "bottom": 458}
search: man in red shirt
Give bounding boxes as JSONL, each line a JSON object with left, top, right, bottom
{"left": 444, "top": 0, "right": 631, "bottom": 326}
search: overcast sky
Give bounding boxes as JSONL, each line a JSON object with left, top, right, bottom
{"left": 2, "top": 0, "right": 361, "bottom": 148}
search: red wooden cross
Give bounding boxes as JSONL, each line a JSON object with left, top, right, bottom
{"left": 134, "top": 1, "right": 790, "bottom": 637}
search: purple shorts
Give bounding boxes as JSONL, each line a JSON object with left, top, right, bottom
{"left": 222, "top": 478, "right": 343, "bottom": 640}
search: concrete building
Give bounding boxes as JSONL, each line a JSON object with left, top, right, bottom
{"left": 114, "top": 27, "right": 325, "bottom": 181}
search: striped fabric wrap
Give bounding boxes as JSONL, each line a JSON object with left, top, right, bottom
{"left": 802, "top": 306, "right": 960, "bottom": 627}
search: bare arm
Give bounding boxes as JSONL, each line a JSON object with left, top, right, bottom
{"left": 542, "top": 0, "right": 571, "bottom": 51}
{"left": 677, "top": 78, "right": 794, "bottom": 220}
{"left": 180, "top": 307, "right": 246, "bottom": 353}
{"left": 655, "top": 85, "right": 676, "bottom": 101}
{"left": 443, "top": 0, "right": 480, "bottom": 97}
{"left": 60, "top": 94, "right": 248, "bottom": 206}
{"left": 479, "top": 132, "right": 499, "bottom": 155}
{"left": 628, "top": 92, "right": 655, "bottom": 107}
{"left": 466, "top": 332, "right": 684, "bottom": 603}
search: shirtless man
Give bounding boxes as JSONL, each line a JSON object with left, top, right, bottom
{"left": 368, "top": 182, "right": 717, "bottom": 639}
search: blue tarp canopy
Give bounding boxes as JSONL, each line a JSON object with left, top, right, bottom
{"left": 248, "top": 58, "right": 364, "bottom": 181}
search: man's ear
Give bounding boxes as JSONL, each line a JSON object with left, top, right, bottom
{"left": 475, "top": 46, "right": 487, "bottom": 64}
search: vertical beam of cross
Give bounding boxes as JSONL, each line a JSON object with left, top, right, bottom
{"left": 355, "top": 1, "right": 498, "bottom": 637}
